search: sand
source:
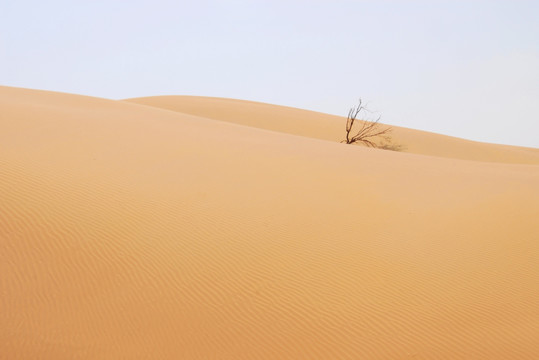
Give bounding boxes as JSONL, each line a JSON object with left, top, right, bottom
{"left": 1, "top": 85, "right": 539, "bottom": 359}
{"left": 126, "top": 95, "right": 539, "bottom": 164}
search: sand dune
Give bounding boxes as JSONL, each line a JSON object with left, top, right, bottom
{"left": 1, "top": 85, "right": 539, "bottom": 359}
{"left": 126, "top": 95, "right": 539, "bottom": 164}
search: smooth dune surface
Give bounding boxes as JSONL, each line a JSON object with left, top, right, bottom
{"left": 126, "top": 95, "right": 539, "bottom": 164}
{"left": 2, "top": 85, "right": 539, "bottom": 359}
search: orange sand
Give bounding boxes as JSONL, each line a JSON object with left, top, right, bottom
{"left": 1, "top": 86, "right": 539, "bottom": 359}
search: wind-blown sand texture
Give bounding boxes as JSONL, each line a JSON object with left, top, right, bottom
{"left": 2, "top": 86, "right": 539, "bottom": 359}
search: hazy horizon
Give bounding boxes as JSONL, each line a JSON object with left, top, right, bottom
{"left": 2, "top": 0, "right": 538, "bottom": 147}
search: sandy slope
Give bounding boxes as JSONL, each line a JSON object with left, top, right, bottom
{"left": 1, "top": 86, "right": 539, "bottom": 359}
{"left": 126, "top": 95, "right": 539, "bottom": 165}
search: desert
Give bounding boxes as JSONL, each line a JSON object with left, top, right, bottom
{"left": 1, "top": 85, "right": 539, "bottom": 359}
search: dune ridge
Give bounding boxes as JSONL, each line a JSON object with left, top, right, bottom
{"left": 125, "top": 95, "right": 539, "bottom": 164}
{"left": 1, "top": 86, "right": 539, "bottom": 359}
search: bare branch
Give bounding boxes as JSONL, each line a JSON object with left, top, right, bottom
{"left": 343, "top": 99, "right": 397, "bottom": 149}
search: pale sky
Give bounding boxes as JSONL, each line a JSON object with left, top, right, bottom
{"left": 2, "top": 0, "right": 538, "bottom": 147}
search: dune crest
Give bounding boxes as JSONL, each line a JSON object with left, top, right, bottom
{"left": 126, "top": 95, "right": 539, "bottom": 164}
{"left": 2, "top": 86, "right": 539, "bottom": 359}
